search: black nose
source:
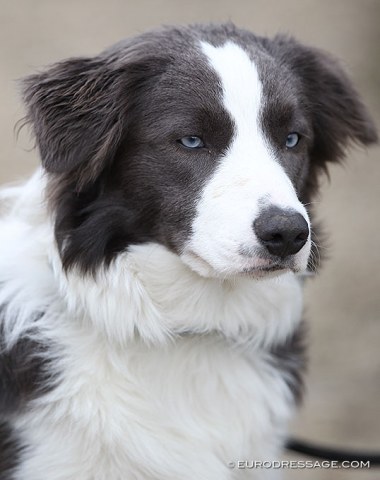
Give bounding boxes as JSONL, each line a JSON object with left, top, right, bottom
{"left": 254, "top": 207, "right": 309, "bottom": 258}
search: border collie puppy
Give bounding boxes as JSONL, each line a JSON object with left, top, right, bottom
{"left": 0, "top": 23, "right": 377, "bottom": 480}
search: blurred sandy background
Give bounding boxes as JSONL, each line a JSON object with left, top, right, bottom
{"left": 0, "top": 1, "right": 379, "bottom": 478}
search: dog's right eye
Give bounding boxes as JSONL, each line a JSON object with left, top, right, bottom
{"left": 178, "top": 136, "right": 205, "bottom": 149}
{"left": 285, "top": 132, "right": 300, "bottom": 149}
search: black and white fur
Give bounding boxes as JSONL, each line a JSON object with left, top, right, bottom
{"left": 0, "top": 24, "right": 377, "bottom": 480}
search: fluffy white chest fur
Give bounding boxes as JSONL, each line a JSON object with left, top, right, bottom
{"left": 0, "top": 173, "right": 303, "bottom": 480}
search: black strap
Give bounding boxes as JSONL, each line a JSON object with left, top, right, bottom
{"left": 286, "top": 437, "right": 380, "bottom": 465}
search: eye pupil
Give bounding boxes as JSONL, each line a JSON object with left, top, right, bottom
{"left": 179, "top": 136, "right": 204, "bottom": 149}
{"left": 286, "top": 133, "right": 300, "bottom": 148}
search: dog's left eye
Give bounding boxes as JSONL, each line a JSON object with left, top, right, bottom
{"left": 285, "top": 133, "right": 300, "bottom": 148}
{"left": 179, "top": 136, "right": 205, "bottom": 149}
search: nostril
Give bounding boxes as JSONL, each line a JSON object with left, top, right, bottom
{"left": 269, "top": 233, "right": 283, "bottom": 243}
{"left": 295, "top": 231, "right": 309, "bottom": 242}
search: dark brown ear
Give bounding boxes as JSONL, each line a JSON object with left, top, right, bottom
{"left": 22, "top": 57, "right": 127, "bottom": 186}
{"left": 267, "top": 35, "right": 378, "bottom": 166}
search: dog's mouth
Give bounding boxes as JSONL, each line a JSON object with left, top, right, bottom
{"left": 240, "top": 263, "right": 292, "bottom": 278}
{"left": 237, "top": 243, "right": 310, "bottom": 278}
{"left": 181, "top": 248, "right": 299, "bottom": 279}
{"left": 255, "top": 264, "right": 284, "bottom": 272}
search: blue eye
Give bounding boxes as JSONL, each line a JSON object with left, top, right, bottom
{"left": 286, "top": 133, "right": 300, "bottom": 148}
{"left": 179, "top": 136, "right": 204, "bottom": 149}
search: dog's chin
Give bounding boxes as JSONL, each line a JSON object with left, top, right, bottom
{"left": 181, "top": 250, "right": 304, "bottom": 280}
{"left": 240, "top": 266, "right": 291, "bottom": 280}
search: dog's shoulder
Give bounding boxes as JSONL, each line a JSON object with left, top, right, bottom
{"left": 0, "top": 173, "right": 58, "bottom": 416}
{"left": 0, "top": 323, "right": 51, "bottom": 415}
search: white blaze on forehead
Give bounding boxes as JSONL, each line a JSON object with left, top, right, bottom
{"left": 181, "top": 41, "right": 310, "bottom": 277}
{"left": 201, "top": 41, "right": 262, "bottom": 138}
{"left": 200, "top": 40, "right": 299, "bottom": 205}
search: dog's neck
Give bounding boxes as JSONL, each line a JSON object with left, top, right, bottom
{"left": 55, "top": 242, "right": 304, "bottom": 349}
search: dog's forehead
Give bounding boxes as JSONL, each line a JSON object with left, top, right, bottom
{"left": 144, "top": 32, "right": 299, "bottom": 125}
{"left": 167, "top": 37, "right": 266, "bottom": 96}
{"left": 199, "top": 40, "right": 263, "bottom": 130}
{"left": 109, "top": 27, "right": 298, "bottom": 120}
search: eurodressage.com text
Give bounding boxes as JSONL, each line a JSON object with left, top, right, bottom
{"left": 227, "top": 460, "right": 371, "bottom": 470}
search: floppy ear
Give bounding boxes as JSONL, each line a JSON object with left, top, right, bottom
{"left": 268, "top": 35, "right": 377, "bottom": 166}
{"left": 22, "top": 57, "right": 127, "bottom": 186}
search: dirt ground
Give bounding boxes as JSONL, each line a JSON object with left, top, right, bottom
{"left": 0, "top": 1, "right": 379, "bottom": 479}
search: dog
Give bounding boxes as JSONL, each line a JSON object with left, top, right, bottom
{"left": 0, "top": 23, "right": 377, "bottom": 480}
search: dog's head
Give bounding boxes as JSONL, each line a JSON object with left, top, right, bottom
{"left": 22, "top": 24, "right": 377, "bottom": 279}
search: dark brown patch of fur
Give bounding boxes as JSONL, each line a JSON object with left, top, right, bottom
{"left": 0, "top": 336, "right": 52, "bottom": 415}
{"left": 0, "top": 422, "right": 21, "bottom": 480}
{"left": 270, "top": 321, "right": 308, "bottom": 404}
{"left": 0, "top": 307, "right": 56, "bottom": 415}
